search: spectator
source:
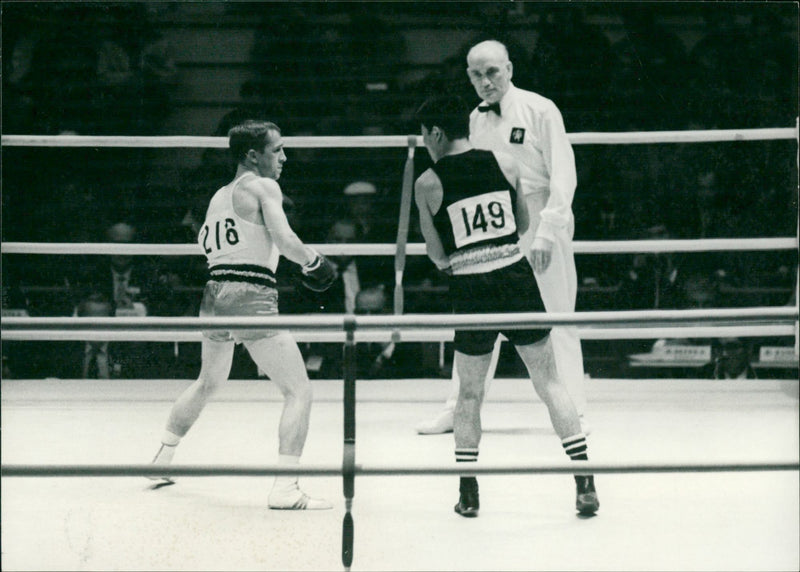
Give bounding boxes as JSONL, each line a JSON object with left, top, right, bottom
{"left": 354, "top": 286, "right": 396, "bottom": 378}
{"left": 281, "top": 217, "right": 369, "bottom": 315}
{"left": 617, "top": 225, "right": 684, "bottom": 311}
{"left": 353, "top": 285, "right": 436, "bottom": 379}
{"left": 75, "top": 292, "right": 115, "bottom": 379}
{"left": 104, "top": 222, "right": 152, "bottom": 316}
{"left": 1, "top": 267, "right": 32, "bottom": 379}
{"left": 281, "top": 216, "right": 391, "bottom": 377}
{"left": 68, "top": 222, "right": 167, "bottom": 378}
{"left": 574, "top": 191, "right": 626, "bottom": 295}
{"left": 325, "top": 218, "right": 365, "bottom": 314}
{"left": 342, "top": 180, "right": 393, "bottom": 243}
{"left": 703, "top": 337, "right": 758, "bottom": 380}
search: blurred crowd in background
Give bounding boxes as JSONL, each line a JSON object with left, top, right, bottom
{"left": 2, "top": 2, "right": 797, "bottom": 381}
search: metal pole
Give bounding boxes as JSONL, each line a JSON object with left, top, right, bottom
{"left": 342, "top": 317, "right": 357, "bottom": 571}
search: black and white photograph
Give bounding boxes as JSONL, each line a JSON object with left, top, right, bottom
{"left": 2, "top": 2, "right": 798, "bottom": 570}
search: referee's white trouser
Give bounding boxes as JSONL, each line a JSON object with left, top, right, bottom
{"left": 445, "top": 216, "right": 587, "bottom": 416}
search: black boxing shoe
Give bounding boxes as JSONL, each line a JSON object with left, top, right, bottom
{"left": 575, "top": 475, "right": 599, "bottom": 516}
{"left": 454, "top": 477, "right": 479, "bottom": 517}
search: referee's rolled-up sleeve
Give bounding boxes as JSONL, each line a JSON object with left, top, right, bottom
{"left": 537, "top": 106, "right": 577, "bottom": 243}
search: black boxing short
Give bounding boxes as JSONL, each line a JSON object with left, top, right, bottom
{"left": 450, "top": 258, "right": 550, "bottom": 355}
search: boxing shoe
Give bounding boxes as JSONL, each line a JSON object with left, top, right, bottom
{"left": 416, "top": 409, "right": 454, "bottom": 435}
{"left": 147, "top": 443, "right": 176, "bottom": 488}
{"left": 575, "top": 475, "right": 599, "bottom": 516}
{"left": 454, "top": 477, "right": 479, "bottom": 517}
{"left": 268, "top": 485, "right": 333, "bottom": 510}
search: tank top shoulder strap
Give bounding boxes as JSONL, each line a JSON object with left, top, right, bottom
{"left": 228, "top": 171, "right": 256, "bottom": 192}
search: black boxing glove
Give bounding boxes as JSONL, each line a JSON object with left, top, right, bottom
{"left": 301, "top": 251, "right": 338, "bottom": 292}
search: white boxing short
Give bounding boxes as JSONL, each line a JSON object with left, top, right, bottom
{"left": 200, "top": 280, "right": 279, "bottom": 343}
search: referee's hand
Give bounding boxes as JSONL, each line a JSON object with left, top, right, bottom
{"left": 530, "top": 237, "right": 554, "bottom": 274}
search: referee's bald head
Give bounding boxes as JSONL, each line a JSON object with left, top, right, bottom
{"left": 467, "top": 40, "right": 510, "bottom": 65}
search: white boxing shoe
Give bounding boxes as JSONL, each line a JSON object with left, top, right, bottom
{"left": 415, "top": 409, "right": 454, "bottom": 435}
{"left": 147, "top": 443, "right": 176, "bottom": 488}
{"left": 268, "top": 485, "right": 332, "bottom": 510}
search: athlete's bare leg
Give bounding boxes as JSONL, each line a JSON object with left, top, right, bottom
{"left": 245, "top": 332, "right": 331, "bottom": 510}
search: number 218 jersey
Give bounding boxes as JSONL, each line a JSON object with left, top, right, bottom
{"left": 431, "top": 149, "right": 523, "bottom": 275}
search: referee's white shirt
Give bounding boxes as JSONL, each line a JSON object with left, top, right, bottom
{"left": 469, "top": 83, "right": 577, "bottom": 244}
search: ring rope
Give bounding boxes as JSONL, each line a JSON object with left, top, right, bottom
{"left": 3, "top": 324, "right": 795, "bottom": 343}
{"left": 392, "top": 135, "right": 417, "bottom": 341}
{"left": 2, "top": 127, "right": 797, "bottom": 148}
{"left": 2, "top": 237, "right": 796, "bottom": 256}
{"left": 3, "top": 459, "right": 798, "bottom": 478}
{"left": 3, "top": 307, "right": 797, "bottom": 332}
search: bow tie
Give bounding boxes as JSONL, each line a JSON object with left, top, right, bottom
{"left": 478, "top": 102, "right": 501, "bottom": 115}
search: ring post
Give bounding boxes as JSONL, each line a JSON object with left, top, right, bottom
{"left": 342, "top": 316, "right": 357, "bottom": 570}
{"left": 794, "top": 117, "right": 799, "bottom": 358}
{"left": 392, "top": 135, "right": 417, "bottom": 343}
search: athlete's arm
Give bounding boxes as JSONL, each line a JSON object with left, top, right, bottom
{"left": 251, "top": 177, "right": 316, "bottom": 266}
{"left": 414, "top": 170, "right": 450, "bottom": 271}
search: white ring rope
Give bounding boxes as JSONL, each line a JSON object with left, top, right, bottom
{"left": 2, "top": 127, "right": 797, "bottom": 148}
{"left": 3, "top": 307, "right": 796, "bottom": 333}
{"left": 3, "top": 459, "right": 798, "bottom": 479}
{"left": 2, "top": 325, "right": 795, "bottom": 343}
{"left": 2, "top": 237, "right": 797, "bottom": 256}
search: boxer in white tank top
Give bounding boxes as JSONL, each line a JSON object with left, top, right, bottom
{"left": 149, "top": 120, "right": 336, "bottom": 510}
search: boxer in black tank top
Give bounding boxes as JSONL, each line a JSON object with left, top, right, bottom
{"left": 414, "top": 95, "right": 598, "bottom": 518}
{"left": 430, "top": 148, "right": 549, "bottom": 353}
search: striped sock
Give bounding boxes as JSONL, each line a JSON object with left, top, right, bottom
{"left": 455, "top": 448, "right": 479, "bottom": 463}
{"left": 455, "top": 448, "right": 478, "bottom": 477}
{"left": 562, "top": 433, "right": 588, "bottom": 461}
{"left": 456, "top": 448, "right": 478, "bottom": 492}
{"left": 563, "top": 433, "right": 593, "bottom": 485}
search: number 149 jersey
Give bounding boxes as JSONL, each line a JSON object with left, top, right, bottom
{"left": 431, "top": 149, "right": 523, "bottom": 275}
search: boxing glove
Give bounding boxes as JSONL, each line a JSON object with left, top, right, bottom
{"left": 301, "top": 252, "right": 337, "bottom": 292}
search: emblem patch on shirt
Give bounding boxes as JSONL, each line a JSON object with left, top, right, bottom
{"left": 509, "top": 127, "right": 525, "bottom": 144}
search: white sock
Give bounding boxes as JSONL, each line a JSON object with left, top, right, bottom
{"left": 273, "top": 454, "right": 300, "bottom": 491}
{"left": 161, "top": 430, "right": 181, "bottom": 447}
